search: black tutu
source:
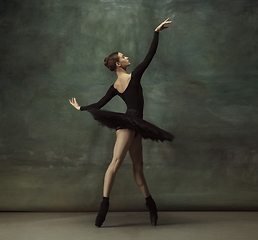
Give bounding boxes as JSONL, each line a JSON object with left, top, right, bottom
{"left": 87, "top": 108, "right": 175, "bottom": 142}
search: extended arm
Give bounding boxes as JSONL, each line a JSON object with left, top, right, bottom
{"left": 132, "top": 31, "right": 159, "bottom": 78}
{"left": 132, "top": 18, "right": 172, "bottom": 78}
{"left": 69, "top": 85, "right": 116, "bottom": 111}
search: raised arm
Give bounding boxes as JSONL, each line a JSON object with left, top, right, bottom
{"left": 69, "top": 85, "right": 116, "bottom": 111}
{"left": 132, "top": 18, "right": 172, "bottom": 78}
{"left": 132, "top": 31, "right": 159, "bottom": 78}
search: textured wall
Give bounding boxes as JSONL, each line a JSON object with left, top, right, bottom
{"left": 0, "top": 0, "right": 258, "bottom": 211}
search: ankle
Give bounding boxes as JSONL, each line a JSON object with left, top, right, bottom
{"left": 145, "top": 195, "right": 152, "bottom": 200}
{"left": 145, "top": 195, "right": 154, "bottom": 203}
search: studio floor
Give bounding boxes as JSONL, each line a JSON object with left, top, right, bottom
{"left": 1, "top": 211, "right": 258, "bottom": 240}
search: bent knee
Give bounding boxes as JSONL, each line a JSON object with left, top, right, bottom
{"left": 113, "top": 157, "right": 123, "bottom": 164}
{"left": 111, "top": 157, "right": 124, "bottom": 170}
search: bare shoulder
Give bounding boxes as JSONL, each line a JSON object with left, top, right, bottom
{"left": 114, "top": 73, "right": 132, "bottom": 93}
{"left": 114, "top": 73, "right": 132, "bottom": 86}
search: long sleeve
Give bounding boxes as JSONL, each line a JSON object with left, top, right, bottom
{"left": 132, "top": 31, "right": 159, "bottom": 79}
{"left": 80, "top": 85, "right": 116, "bottom": 111}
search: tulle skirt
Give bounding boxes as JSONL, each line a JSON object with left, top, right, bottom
{"left": 87, "top": 108, "right": 175, "bottom": 142}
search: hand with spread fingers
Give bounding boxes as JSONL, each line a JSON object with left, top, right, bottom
{"left": 69, "top": 97, "right": 81, "bottom": 110}
{"left": 155, "top": 18, "right": 172, "bottom": 32}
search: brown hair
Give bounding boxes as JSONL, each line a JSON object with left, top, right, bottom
{"left": 104, "top": 52, "right": 119, "bottom": 72}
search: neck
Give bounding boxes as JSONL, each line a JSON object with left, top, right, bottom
{"left": 116, "top": 66, "right": 128, "bottom": 78}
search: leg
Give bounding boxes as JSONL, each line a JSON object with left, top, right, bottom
{"left": 129, "top": 134, "right": 158, "bottom": 226}
{"left": 128, "top": 133, "right": 150, "bottom": 198}
{"left": 95, "top": 129, "right": 135, "bottom": 227}
{"left": 103, "top": 129, "right": 135, "bottom": 197}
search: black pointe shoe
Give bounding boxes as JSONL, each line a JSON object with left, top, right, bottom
{"left": 95, "top": 213, "right": 106, "bottom": 227}
{"left": 145, "top": 202, "right": 158, "bottom": 226}
{"left": 95, "top": 199, "right": 109, "bottom": 227}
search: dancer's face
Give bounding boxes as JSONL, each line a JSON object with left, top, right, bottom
{"left": 117, "top": 52, "right": 130, "bottom": 69}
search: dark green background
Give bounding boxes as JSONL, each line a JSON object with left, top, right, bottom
{"left": 1, "top": 0, "right": 258, "bottom": 211}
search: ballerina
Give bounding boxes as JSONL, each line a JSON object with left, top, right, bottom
{"left": 69, "top": 18, "right": 174, "bottom": 227}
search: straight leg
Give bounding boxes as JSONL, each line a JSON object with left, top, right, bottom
{"left": 129, "top": 133, "right": 150, "bottom": 198}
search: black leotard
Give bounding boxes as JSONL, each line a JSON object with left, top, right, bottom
{"left": 79, "top": 31, "right": 174, "bottom": 142}
{"left": 80, "top": 31, "right": 159, "bottom": 116}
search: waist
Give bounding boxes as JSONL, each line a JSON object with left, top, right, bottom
{"left": 125, "top": 109, "right": 143, "bottom": 119}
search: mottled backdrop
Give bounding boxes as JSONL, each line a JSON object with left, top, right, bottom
{"left": 0, "top": 0, "right": 258, "bottom": 211}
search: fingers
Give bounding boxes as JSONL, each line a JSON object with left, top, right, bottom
{"left": 161, "top": 18, "right": 172, "bottom": 30}
{"left": 69, "top": 98, "right": 77, "bottom": 105}
{"left": 163, "top": 18, "right": 172, "bottom": 25}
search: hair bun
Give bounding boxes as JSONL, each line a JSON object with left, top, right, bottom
{"left": 104, "top": 57, "right": 109, "bottom": 66}
{"left": 104, "top": 52, "right": 119, "bottom": 72}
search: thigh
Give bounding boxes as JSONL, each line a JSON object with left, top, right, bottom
{"left": 113, "top": 129, "right": 135, "bottom": 161}
{"left": 128, "top": 133, "right": 143, "bottom": 165}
